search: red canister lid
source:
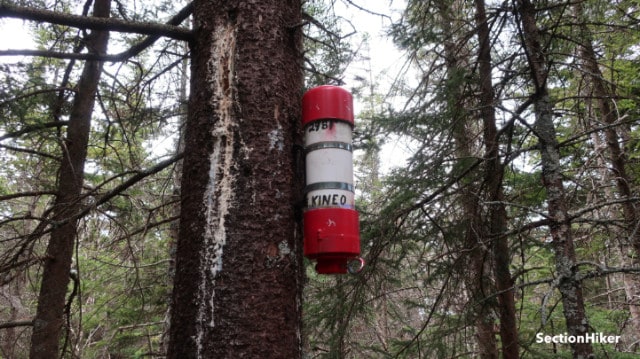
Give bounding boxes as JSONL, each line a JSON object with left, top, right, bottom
{"left": 302, "top": 85, "right": 354, "bottom": 126}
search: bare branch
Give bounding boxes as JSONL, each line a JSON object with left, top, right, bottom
{"left": 0, "top": 154, "right": 183, "bottom": 277}
{"left": 0, "top": 121, "right": 68, "bottom": 142}
{"left": 0, "top": 319, "right": 34, "bottom": 330}
{"left": 0, "top": 2, "right": 194, "bottom": 61}
{"left": 569, "top": 197, "right": 640, "bottom": 221}
{"left": 0, "top": 87, "right": 76, "bottom": 107}
{"left": 58, "top": 153, "right": 184, "bottom": 228}
{"left": 0, "top": 1, "right": 192, "bottom": 41}
{"left": 340, "top": 0, "right": 392, "bottom": 20}
{"left": 0, "top": 191, "right": 56, "bottom": 202}
{"left": 0, "top": 144, "right": 61, "bottom": 161}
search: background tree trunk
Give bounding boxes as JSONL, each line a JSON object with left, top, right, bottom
{"left": 167, "top": 0, "right": 304, "bottom": 357}
{"left": 573, "top": 1, "right": 640, "bottom": 336}
{"left": 29, "top": 0, "right": 110, "bottom": 357}
{"left": 474, "top": 0, "right": 518, "bottom": 356}
{"left": 515, "top": 0, "right": 593, "bottom": 357}
{"left": 436, "top": 1, "right": 499, "bottom": 356}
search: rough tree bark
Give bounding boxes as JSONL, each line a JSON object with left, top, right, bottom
{"left": 167, "top": 1, "right": 304, "bottom": 358}
{"left": 515, "top": 0, "right": 593, "bottom": 357}
{"left": 29, "top": 0, "right": 110, "bottom": 357}
{"left": 474, "top": 0, "right": 519, "bottom": 357}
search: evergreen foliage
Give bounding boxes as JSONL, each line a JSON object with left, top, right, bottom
{"left": 304, "top": 0, "right": 640, "bottom": 358}
{"left": 0, "top": 0, "right": 639, "bottom": 357}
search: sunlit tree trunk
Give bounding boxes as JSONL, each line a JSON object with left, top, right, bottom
{"left": 515, "top": 0, "right": 593, "bottom": 357}
{"left": 166, "top": 0, "right": 304, "bottom": 357}
{"left": 29, "top": 0, "right": 110, "bottom": 357}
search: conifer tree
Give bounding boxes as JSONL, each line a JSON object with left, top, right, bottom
{"left": 30, "top": 1, "right": 110, "bottom": 356}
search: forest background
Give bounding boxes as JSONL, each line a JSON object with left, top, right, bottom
{"left": 0, "top": 0, "right": 639, "bottom": 358}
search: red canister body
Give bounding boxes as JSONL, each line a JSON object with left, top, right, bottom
{"left": 301, "top": 85, "right": 361, "bottom": 274}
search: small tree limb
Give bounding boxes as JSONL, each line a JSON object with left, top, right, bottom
{"left": 0, "top": 1, "right": 192, "bottom": 41}
{"left": 0, "top": 319, "right": 34, "bottom": 330}
{"left": 0, "top": 2, "right": 194, "bottom": 61}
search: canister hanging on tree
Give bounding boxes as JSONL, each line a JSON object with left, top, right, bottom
{"left": 301, "top": 85, "right": 363, "bottom": 274}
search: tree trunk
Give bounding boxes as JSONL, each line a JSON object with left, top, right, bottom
{"left": 515, "top": 0, "right": 593, "bottom": 357}
{"left": 436, "top": 1, "right": 499, "bottom": 357}
{"left": 160, "top": 42, "right": 189, "bottom": 355}
{"left": 588, "top": 128, "right": 640, "bottom": 340}
{"left": 29, "top": 0, "right": 110, "bottom": 358}
{"left": 474, "top": 0, "right": 519, "bottom": 357}
{"left": 166, "top": 1, "right": 304, "bottom": 358}
{"left": 573, "top": 1, "right": 640, "bottom": 336}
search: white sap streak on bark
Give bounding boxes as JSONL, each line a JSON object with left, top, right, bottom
{"left": 268, "top": 123, "right": 284, "bottom": 151}
{"left": 195, "top": 22, "right": 238, "bottom": 358}
{"left": 269, "top": 105, "right": 284, "bottom": 151}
